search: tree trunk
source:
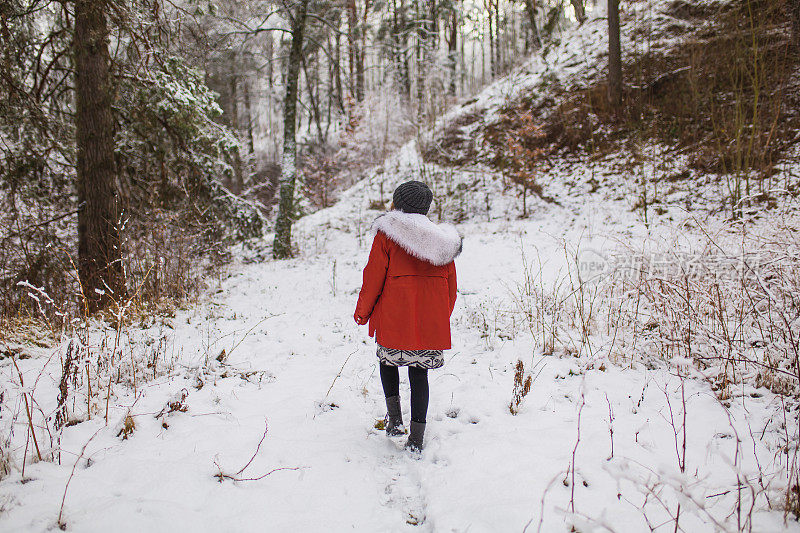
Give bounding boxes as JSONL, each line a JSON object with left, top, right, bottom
{"left": 392, "top": 0, "right": 411, "bottom": 99}
{"left": 74, "top": 0, "right": 125, "bottom": 314}
{"left": 447, "top": 6, "right": 458, "bottom": 96}
{"left": 229, "top": 54, "right": 244, "bottom": 193}
{"left": 347, "top": 0, "right": 363, "bottom": 101}
{"left": 486, "top": 0, "right": 495, "bottom": 78}
{"left": 523, "top": 0, "right": 542, "bottom": 49}
{"left": 265, "top": 30, "right": 273, "bottom": 92}
{"left": 510, "top": 7, "right": 517, "bottom": 65}
{"left": 415, "top": 0, "right": 429, "bottom": 116}
{"left": 265, "top": 30, "right": 275, "bottom": 159}
{"left": 326, "top": 36, "right": 334, "bottom": 139}
{"left": 494, "top": 0, "right": 501, "bottom": 73}
{"left": 429, "top": 0, "right": 439, "bottom": 50}
{"left": 426, "top": 0, "right": 438, "bottom": 115}
{"left": 302, "top": 52, "right": 325, "bottom": 144}
{"left": 243, "top": 74, "right": 255, "bottom": 156}
{"left": 460, "top": 8, "right": 466, "bottom": 94}
{"left": 480, "top": 20, "right": 486, "bottom": 84}
{"left": 571, "top": 0, "right": 586, "bottom": 24}
{"left": 273, "top": 0, "right": 309, "bottom": 259}
{"left": 359, "top": 0, "right": 370, "bottom": 101}
{"left": 790, "top": 0, "right": 800, "bottom": 49}
{"left": 159, "top": 154, "right": 167, "bottom": 206}
{"left": 607, "top": 0, "right": 622, "bottom": 109}
{"left": 333, "top": 30, "right": 345, "bottom": 113}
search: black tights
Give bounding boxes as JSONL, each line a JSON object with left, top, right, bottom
{"left": 379, "top": 363, "right": 429, "bottom": 423}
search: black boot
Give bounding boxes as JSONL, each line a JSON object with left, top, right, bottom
{"left": 405, "top": 421, "right": 426, "bottom": 452}
{"left": 385, "top": 396, "right": 405, "bottom": 436}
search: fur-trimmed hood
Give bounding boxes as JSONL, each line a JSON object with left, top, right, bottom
{"left": 373, "top": 211, "right": 462, "bottom": 266}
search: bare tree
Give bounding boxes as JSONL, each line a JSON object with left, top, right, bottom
{"left": 74, "top": 0, "right": 125, "bottom": 313}
{"left": 607, "top": 0, "right": 622, "bottom": 109}
{"left": 273, "top": 0, "right": 310, "bottom": 259}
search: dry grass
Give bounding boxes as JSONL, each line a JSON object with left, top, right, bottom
{"left": 483, "top": 0, "right": 800, "bottom": 214}
{"left": 0, "top": 269, "right": 180, "bottom": 490}
{"left": 509, "top": 209, "right": 800, "bottom": 519}
{"left": 509, "top": 360, "right": 533, "bottom": 415}
{"left": 0, "top": 181, "right": 246, "bottom": 329}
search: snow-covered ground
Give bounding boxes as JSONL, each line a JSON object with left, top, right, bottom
{"left": 3, "top": 0, "right": 799, "bottom": 530}
{"left": 1, "top": 154, "right": 796, "bottom": 531}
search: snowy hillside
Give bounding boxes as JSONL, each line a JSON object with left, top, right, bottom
{"left": 2, "top": 0, "right": 800, "bottom": 531}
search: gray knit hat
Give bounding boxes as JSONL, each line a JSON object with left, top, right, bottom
{"left": 393, "top": 180, "right": 433, "bottom": 215}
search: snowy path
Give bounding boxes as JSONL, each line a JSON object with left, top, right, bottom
{"left": 1, "top": 199, "right": 796, "bottom": 532}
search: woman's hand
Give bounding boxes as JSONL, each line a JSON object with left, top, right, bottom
{"left": 354, "top": 312, "right": 368, "bottom": 325}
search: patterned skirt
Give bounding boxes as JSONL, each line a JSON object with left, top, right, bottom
{"left": 377, "top": 343, "right": 444, "bottom": 369}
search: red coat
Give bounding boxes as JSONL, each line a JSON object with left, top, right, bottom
{"left": 355, "top": 230, "right": 458, "bottom": 350}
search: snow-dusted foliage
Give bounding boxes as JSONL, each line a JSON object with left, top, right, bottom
{"left": 116, "top": 53, "right": 263, "bottom": 238}
{"left": 0, "top": 3, "right": 263, "bottom": 322}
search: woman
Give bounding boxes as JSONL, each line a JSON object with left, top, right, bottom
{"left": 354, "top": 180, "right": 462, "bottom": 451}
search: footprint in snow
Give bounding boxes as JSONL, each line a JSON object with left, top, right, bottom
{"left": 369, "top": 428, "right": 430, "bottom": 528}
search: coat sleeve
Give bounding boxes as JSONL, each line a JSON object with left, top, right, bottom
{"left": 355, "top": 232, "right": 389, "bottom": 320}
{"left": 447, "top": 262, "right": 457, "bottom": 316}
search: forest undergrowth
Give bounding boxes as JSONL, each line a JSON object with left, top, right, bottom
{"left": 488, "top": 208, "right": 800, "bottom": 521}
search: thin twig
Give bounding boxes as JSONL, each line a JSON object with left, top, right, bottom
{"left": 325, "top": 350, "right": 356, "bottom": 399}
{"left": 568, "top": 379, "right": 586, "bottom": 514}
{"left": 214, "top": 466, "right": 303, "bottom": 483}
{"left": 235, "top": 419, "right": 269, "bottom": 476}
{"left": 227, "top": 314, "right": 281, "bottom": 359}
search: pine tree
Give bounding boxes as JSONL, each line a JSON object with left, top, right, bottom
{"left": 74, "top": 0, "right": 125, "bottom": 313}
